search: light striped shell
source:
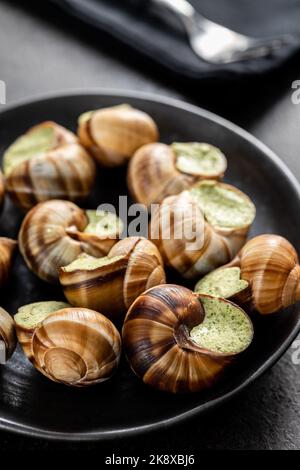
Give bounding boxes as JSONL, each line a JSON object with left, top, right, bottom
{"left": 31, "top": 308, "right": 121, "bottom": 387}
{"left": 150, "top": 186, "right": 254, "bottom": 279}
{"left": 78, "top": 105, "right": 159, "bottom": 167}
{"left": 0, "top": 170, "right": 5, "bottom": 213}
{"left": 0, "top": 307, "right": 16, "bottom": 361}
{"left": 60, "top": 237, "right": 166, "bottom": 323}
{"left": 128, "top": 142, "right": 226, "bottom": 207}
{"left": 3, "top": 122, "right": 96, "bottom": 210}
{"left": 123, "top": 285, "right": 234, "bottom": 394}
{"left": 238, "top": 234, "right": 300, "bottom": 314}
{"left": 0, "top": 238, "right": 17, "bottom": 288}
{"left": 18, "top": 200, "right": 120, "bottom": 283}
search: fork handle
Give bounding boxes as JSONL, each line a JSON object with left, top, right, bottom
{"left": 152, "top": 0, "right": 211, "bottom": 32}
{"left": 152, "top": 0, "right": 195, "bottom": 19}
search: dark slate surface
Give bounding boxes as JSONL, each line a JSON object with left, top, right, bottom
{"left": 0, "top": 0, "right": 300, "bottom": 451}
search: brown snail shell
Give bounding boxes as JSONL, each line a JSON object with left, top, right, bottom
{"left": 59, "top": 237, "right": 166, "bottom": 324}
{"left": 0, "top": 307, "right": 17, "bottom": 362}
{"left": 0, "top": 238, "right": 17, "bottom": 288}
{"left": 128, "top": 142, "right": 227, "bottom": 207}
{"left": 149, "top": 180, "right": 256, "bottom": 279}
{"left": 195, "top": 234, "right": 300, "bottom": 315}
{"left": 14, "top": 301, "right": 70, "bottom": 361}
{"left": 18, "top": 200, "right": 122, "bottom": 283}
{"left": 122, "top": 284, "right": 253, "bottom": 393}
{"left": 3, "top": 121, "right": 96, "bottom": 211}
{"left": 0, "top": 170, "right": 5, "bottom": 213}
{"left": 234, "top": 234, "right": 300, "bottom": 314}
{"left": 78, "top": 104, "right": 159, "bottom": 167}
{"left": 15, "top": 303, "right": 121, "bottom": 386}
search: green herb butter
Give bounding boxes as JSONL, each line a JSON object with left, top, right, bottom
{"left": 190, "top": 296, "right": 253, "bottom": 354}
{"left": 3, "top": 126, "right": 55, "bottom": 176}
{"left": 62, "top": 254, "right": 124, "bottom": 272}
{"left": 190, "top": 181, "right": 255, "bottom": 228}
{"left": 195, "top": 267, "right": 249, "bottom": 299}
{"left": 15, "top": 301, "right": 69, "bottom": 329}
{"left": 84, "top": 210, "right": 123, "bottom": 237}
{"left": 172, "top": 142, "right": 226, "bottom": 177}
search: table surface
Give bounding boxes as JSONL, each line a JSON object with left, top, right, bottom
{"left": 0, "top": 0, "right": 300, "bottom": 452}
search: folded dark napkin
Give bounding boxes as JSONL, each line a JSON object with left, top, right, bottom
{"left": 52, "top": 0, "right": 300, "bottom": 81}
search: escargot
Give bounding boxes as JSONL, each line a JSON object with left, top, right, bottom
{"left": 128, "top": 142, "right": 227, "bottom": 207}
{"left": 195, "top": 234, "right": 300, "bottom": 315}
{"left": 0, "top": 238, "right": 17, "bottom": 288}
{"left": 0, "top": 170, "right": 5, "bottom": 213}
{"left": 78, "top": 104, "right": 159, "bottom": 167}
{"left": 150, "top": 180, "right": 256, "bottom": 279}
{"left": 2, "top": 121, "right": 96, "bottom": 210}
{"left": 14, "top": 302, "right": 121, "bottom": 386}
{"left": 0, "top": 307, "right": 17, "bottom": 363}
{"left": 60, "top": 237, "right": 166, "bottom": 324}
{"left": 18, "top": 199, "right": 123, "bottom": 283}
{"left": 123, "top": 284, "right": 253, "bottom": 393}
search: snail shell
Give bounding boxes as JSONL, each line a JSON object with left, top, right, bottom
{"left": 14, "top": 301, "right": 70, "bottom": 361}
{"left": 60, "top": 237, "right": 166, "bottom": 323}
{"left": 0, "top": 238, "right": 17, "bottom": 288}
{"left": 150, "top": 181, "right": 255, "bottom": 279}
{"left": 3, "top": 121, "right": 96, "bottom": 210}
{"left": 0, "top": 307, "right": 16, "bottom": 362}
{"left": 18, "top": 200, "right": 122, "bottom": 283}
{"left": 15, "top": 303, "right": 121, "bottom": 386}
{"left": 78, "top": 104, "right": 159, "bottom": 167}
{"left": 128, "top": 142, "right": 227, "bottom": 207}
{"left": 238, "top": 234, "right": 300, "bottom": 314}
{"left": 195, "top": 234, "right": 300, "bottom": 315}
{"left": 0, "top": 170, "right": 5, "bottom": 213}
{"left": 123, "top": 284, "right": 253, "bottom": 393}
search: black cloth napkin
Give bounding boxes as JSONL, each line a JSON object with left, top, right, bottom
{"left": 52, "top": 0, "right": 300, "bottom": 81}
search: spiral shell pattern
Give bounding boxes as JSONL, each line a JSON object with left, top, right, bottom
{"left": 150, "top": 190, "right": 251, "bottom": 279}
{"left": 6, "top": 143, "right": 95, "bottom": 210}
{"left": 128, "top": 143, "right": 197, "bottom": 207}
{"left": 31, "top": 308, "right": 121, "bottom": 387}
{"left": 128, "top": 143, "right": 226, "bottom": 207}
{"left": 123, "top": 285, "right": 230, "bottom": 393}
{"left": 239, "top": 234, "right": 300, "bottom": 314}
{"left": 60, "top": 237, "right": 166, "bottom": 323}
{"left": 3, "top": 121, "right": 96, "bottom": 210}
{"left": 18, "top": 200, "right": 117, "bottom": 283}
{"left": 78, "top": 105, "right": 159, "bottom": 167}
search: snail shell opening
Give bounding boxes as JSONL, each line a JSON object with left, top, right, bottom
{"left": 123, "top": 284, "right": 253, "bottom": 393}
{"left": 18, "top": 200, "right": 122, "bottom": 283}
{"left": 60, "top": 237, "right": 166, "bottom": 323}
{"left": 3, "top": 121, "right": 96, "bottom": 210}
{"left": 150, "top": 180, "right": 255, "bottom": 279}
{"left": 128, "top": 142, "right": 227, "bottom": 207}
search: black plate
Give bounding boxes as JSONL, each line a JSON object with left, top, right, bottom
{"left": 0, "top": 91, "right": 299, "bottom": 441}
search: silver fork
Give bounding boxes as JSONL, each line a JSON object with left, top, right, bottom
{"left": 152, "top": 0, "right": 293, "bottom": 64}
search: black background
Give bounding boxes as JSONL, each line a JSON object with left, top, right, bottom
{"left": 0, "top": 0, "right": 300, "bottom": 451}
